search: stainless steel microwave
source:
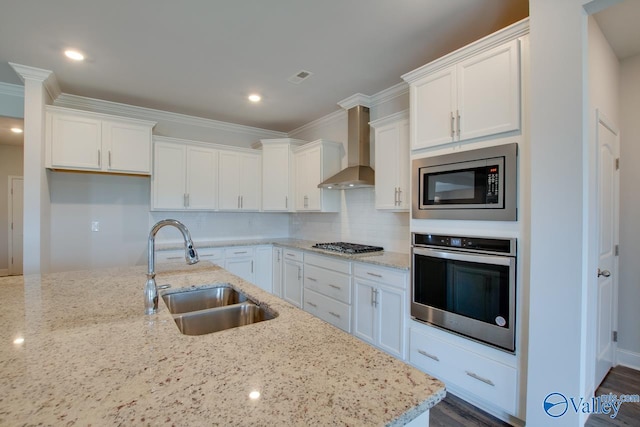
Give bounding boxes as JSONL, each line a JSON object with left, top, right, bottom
{"left": 412, "top": 143, "right": 517, "bottom": 221}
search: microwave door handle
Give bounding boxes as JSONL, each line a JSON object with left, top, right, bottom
{"left": 412, "top": 247, "right": 514, "bottom": 267}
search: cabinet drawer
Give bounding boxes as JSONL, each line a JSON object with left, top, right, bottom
{"left": 224, "top": 246, "right": 255, "bottom": 258}
{"left": 196, "top": 247, "right": 224, "bottom": 264}
{"left": 305, "top": 253, "right": 351, "bottom": 274}
{"left": 158, "top": 247, "right": 223, "bottom": 265}
{"left": 409, "top": 328, "right": 517, "bottom": 414}
{"left": 282, "top": 249, "right": 304, "bottom": 263}
{"left": 303, "top": 264, "right": 351, "bottom": 304}
{"left": 354, "top": 263, "right": 407, "bottom": 289}
{"left": 304, "top": 289, "right": 351, "bottom": 333}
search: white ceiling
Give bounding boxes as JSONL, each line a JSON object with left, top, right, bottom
{"left": 594, "top": 0, "right": 640, "bottom": 60}
{"left": 0, "top": 0, "right": 528, "bottom": 132}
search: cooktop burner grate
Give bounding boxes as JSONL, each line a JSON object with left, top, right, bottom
{"left": 312, "top": 242, "right": 384, "bottom": 254}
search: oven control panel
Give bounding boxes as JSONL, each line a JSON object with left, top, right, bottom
{"left": 412, "top": 233, "right": 515, "bottom": 256}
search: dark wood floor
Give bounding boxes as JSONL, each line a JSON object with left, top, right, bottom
{"left": 429, "top": 366, "right": 640, "bottom": 427}
{"left": 429, "top": 393, "right": 509, "bottom": 427}
{"left": 586, "top": 365, "right": 640, "bottom": 426}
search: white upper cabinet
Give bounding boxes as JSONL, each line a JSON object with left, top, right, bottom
{"left": 370, "top": 111, "right": 410, "bottom": 211}
{"left": 403, "top": 23, "right": 525, "bottom": 150}
{"left": 293, "top": 139, "right": 342, "bottom": 212}
{"left": 260, "top": 138, "right": 306, "bottom": 212}
{"left": 45, "top": 106, "right": 155, "bottom": 174}
{"left": 152, "top": 137, "right": 218, "bottom": 210}
{"left": 218, "top": 150, "right": 261, "bottom": 211}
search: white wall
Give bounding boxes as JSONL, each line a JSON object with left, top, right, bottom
{"left": 527, "top": 0, "right": 591, "bottom": 425}
{"left": 618, "top": 53, "right": 640, "bottom": 361}
{"left": 0, "top": 83, "right": 24, "bottom": 118}
{"left": 0, "top": 145, "right": 23, "bottom": 271}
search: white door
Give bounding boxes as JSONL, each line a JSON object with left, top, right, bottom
{"left": 8, "top": 176, "right": 23, "bottom": 275}
{"left": 595, "top": 111, "right": 619, "bottom": 387}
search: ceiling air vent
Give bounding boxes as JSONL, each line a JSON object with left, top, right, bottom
{"left": 288, "top": 70, "right": 313, "bottom": 84}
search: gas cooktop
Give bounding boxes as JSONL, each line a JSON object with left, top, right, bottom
{"left": 312, "top": 242, "right": 384, "bottom": 254}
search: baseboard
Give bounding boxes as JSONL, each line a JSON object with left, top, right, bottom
{"left": 617, "top": 348, "right": 640, "bottom": 371}
{"left": 0, "top": 269, "right": 8, "bottom": 277}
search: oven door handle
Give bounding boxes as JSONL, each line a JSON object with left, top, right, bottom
{"left": 412, "top": 247, "right": 514, "bottom": 266}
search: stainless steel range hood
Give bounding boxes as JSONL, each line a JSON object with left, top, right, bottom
{"left": 318, "top": 105, "right": 374, "bottom": 189}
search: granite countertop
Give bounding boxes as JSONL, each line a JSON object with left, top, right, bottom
{"left": 156, "top": 238, "right": 412, "bottom": 270}
{"left": 0, "top": 262, "right": 444, "bottom": 426}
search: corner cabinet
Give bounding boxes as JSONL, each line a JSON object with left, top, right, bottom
{"left": 45, "top": 106, "right": 156, "bottom": 174}
{"left": 370, "top": 111, "right": 410, "bottom": 211}
{"left": 293, "top": 139, "right": 342, "bottom": 212}
{"left": 260, "top": 138, "right": 306, "bottom": 211}
{"left": 402, "top": 21, "right": 527, "bottom": 150}
{"left": 218, "top": 150, "right": 261, "bottom": 211}
{"left": 152, "top": 137, "right": 218, "bottom": 210}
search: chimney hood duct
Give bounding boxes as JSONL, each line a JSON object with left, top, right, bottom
{"left": 318, "top": 105, "right": 374, "bottom": 189}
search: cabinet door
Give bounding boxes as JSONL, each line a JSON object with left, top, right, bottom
{"left": 225, "top": 257, "right": 254, "bottom": 283}
{"left": 186, "top": 146, "right": 218, "bottom": 210}
{"left": 102, "top": 120, "right": 151, "bottom": 174}
{"left": 254, "top": 246, "right": 273, "bottom": 293}
{"left": 457, "top": 39, "right": 520, "bottom": 141}
{"left": 374, "top": 120, "right": 409, "bottom": 211}
{"left": 411, "top": 67, "right": 456, "bottom": 149}
{"left": 294, "top": 150, "right": 308, "bottom": 210}
{"left": 239, "top": 153, "right": 261, "bottom": 210}
{"left": 152, "top": 142, "right": 187, "bottom": 210}
{"left": 377, "top": 285, "right": 405, "bottom": 359}
{"left": 218, "top": 151, "right": 241, "bottom": 209}
{"left": 282, "top": 259, "right": 303, "bottom": 308}
{"left": 262, "top": 145, "right": 290, "bottom": 211}
{"left": 272, "top": 248, "right": 283, "bottom": 297}
{"left": 353, "top": 279, "right": 376, "bottom": 345}
{"left": 49, "top": 112, "right": 102, "bottom": 170}
{"left": 304, "top": 146, "right": 322, "bottom": 210}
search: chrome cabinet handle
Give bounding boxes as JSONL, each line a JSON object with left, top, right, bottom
{"left": 328, "top": 284, "right": 341, "bottom": 290}
{"left": 98, "top": 149, "right": 101, "bottom": 166}
{"left": 297, "top": 266, "right": 301, "bottom": 280}
{"left": 234, "top": 251, "right": 248, "bottom": 255}
{"left": 456, "top": 109, "right": 461, "bottom": 136}
{"left": 241, "top": 195, "right": 244, "bottom": 209}
{"left": 397, "top": 188, "right": 402, "bottom": 205}
{"left": 394, "top": 187, "right": 398, "bottom": 205}
{"left": 367, "top": 272, "right": 383, "bottom": 278}
{"left": 328, "top": 311, "right": 341, "bottom": 318}
{"left": 373, "top": 288, "right": 379, "bottom": 307}
{"left": 108, "top": 150, "right": 112, "bottom": 168}
{"left": 418, "top": 349, "right": 440, "bottom": 362}
{"left": 306, "top": 301, "right": 317, "bottom": 308}
{"left": 465, "top": 371, "right": 495, "bottom": 387}
{"left": 285, "top": 196, "right": 288, "bottom": 209}
{"left": 597, "top": 268, "right": 611, "bottom": 278}
{"left": 201, "top": 254, "right": 215, "bottom": 258}
{"left": 450, "top": 112, "right": 455, "bottom": 137}
{"left": 166, "top": 256, "right": 181, "bottom": 260}
{"left": 306, "top": 277, "right": 317, "bottom": 282}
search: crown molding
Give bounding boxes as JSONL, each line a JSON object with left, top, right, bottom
{"left": 54, "top": 93, "right": 287, "bottom": 139}
{"left": 287, "top": 108, "right": 345, "bottom": 138}
{"left": 370, "top": 82, "right": 409, "bottom": 106}
{"left": 8, "top": 63, "right": 61, "bottom": 100}
{"left": 0, "top": 82, "right": 24, "bottom": 97}
{"left": 369, "top": 109, "right": 409, "bottom": 128}
{"left": 337, "top": 93, "right": 371, "bottom": 110}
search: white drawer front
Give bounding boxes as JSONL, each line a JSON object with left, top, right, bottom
{"left": 409, "top": 328, "right": 517, "bottom": 415}
{"left": 282, "top": 249, "right": 304, "bottom": 263}
{"left": 196, "top": 247, "right": 224, "bottom": 263}
{"left": 354, "top": 263, "right": 407, "bottom": 289}
{"left": 304, "top": 289, "right": 351, "bottom": 333}
{"left": 224, "top": 246, "right": 255, "bottom": 258}
{"left": 156, "top": 247, "right": 223, "bottom": 265}
{"left": 303, "top": 264, "right": 351, "bottom": 304}
{"left": 305, "top": 253, "right": 351, "bottom": 274}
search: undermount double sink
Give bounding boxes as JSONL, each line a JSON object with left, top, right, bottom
{"left": 161, "top": 284, "right": 277, "bottom": 335}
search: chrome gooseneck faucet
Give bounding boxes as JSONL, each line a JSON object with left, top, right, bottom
{"left": 145, "top": 219, "right": 199, "bottom": 314}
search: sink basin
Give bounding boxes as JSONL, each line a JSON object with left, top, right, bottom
{"left": 161, "top": 284, "right": 248, "bottom": 314}
{"left": 160, "top": 284, "right": 277, "bottom": 335}
{"left": 173, "top": 302, "right": 276, "bottom": 335}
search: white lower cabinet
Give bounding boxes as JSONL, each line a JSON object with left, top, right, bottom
{"left": 282, "top": 250, "right": 304, "bottom": 308}
{"left": 253, "top": 245, "right": 273, "bottom": 293}
{"left": 224, "top": 247, "right": 255, "bottom": 283}
{"left": 303, "top": 253, "right": 352, "bottom": 333}
{"left": 352, "top": 264, "right": 407, "bottom": 359}
{"left": 409, "top": 326, "right": 518, "bottom": 416}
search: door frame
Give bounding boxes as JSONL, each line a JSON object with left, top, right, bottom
{"left": 7, "top": 175, "right": 23, "bottom": 276}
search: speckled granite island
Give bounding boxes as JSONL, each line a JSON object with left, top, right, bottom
{"left": 0, "top": 262, "right": 444, "bottom": 426}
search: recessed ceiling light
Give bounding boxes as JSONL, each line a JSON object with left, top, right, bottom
{"left": 248, "top": 94, "right": 261, "bottom": 103}
{"left": 10, "top": 127, "right": 23, "bottom": 134}
{"left": 64, "top": 49, "right": 85, "bottom": 61}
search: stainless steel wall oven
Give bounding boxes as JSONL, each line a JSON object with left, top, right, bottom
{"left": 411, "top": 233, "right": 517, "bottom": 352}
